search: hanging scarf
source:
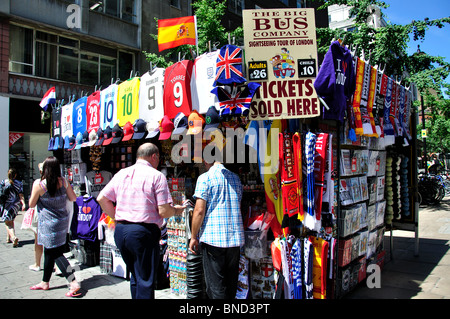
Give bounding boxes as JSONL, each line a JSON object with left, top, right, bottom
{"left": 304, "top": 132, "right": 317, "bottom": 231}
{"left": 352, "top": 57, "right": 365, "bottom": 135}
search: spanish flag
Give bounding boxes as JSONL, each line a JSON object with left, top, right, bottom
{"left": 158, "top": 16, "right": 197, "bottom": 52}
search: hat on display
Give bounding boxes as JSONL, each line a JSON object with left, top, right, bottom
{"left": 159, "top": 115, "right": 174, "bottom": 140}
{"left": 48, "top": 137, "right": 54, "bottom": 151}
{"left": 187, "top": 110, "right": 205, "bottom": 135}
{"left": 172, "top": 112, "right": 188, "bottom": 135}
{"left": 146, "top": 119, "right": 160, "bottom": 139}
{"left": 85, "top": 129, "right": 98, "bottom": 147}
{"left": 122, "top": 121, "right": 134, "bottom": 142}
{"left": 132, "top": 119, "right": 148, "bottom": 139}
{"left": 111, "top": 123, "right": 123, "bottom": 144}
{"left": 95, "top": 127, "right": 104, "bottom": 146}
{"left": 75, "top": 131, "right": 84, "bottom": 149}
{"left": 102, "top": 126, "right": 114, "bottom": 145}
{"left": 204, "top": 106, "right": 220, "bottom": 131}
{"left": 65, "top": 135, "right": 77, "bottom": 151}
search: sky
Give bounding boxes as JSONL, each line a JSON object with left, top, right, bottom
{"left": 382, "top": 0, "right": 450, "bottom": 84}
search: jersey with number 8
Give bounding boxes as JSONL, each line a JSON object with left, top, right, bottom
{"left": 117, "top": 77, "right": 140, "bottom": 126}
{"left": 163, "top": 60, "right": 193, "bottom": 120}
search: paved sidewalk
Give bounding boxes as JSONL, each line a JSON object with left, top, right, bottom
{"left": 0, "top": 198, "right": 449, "bottom": 300}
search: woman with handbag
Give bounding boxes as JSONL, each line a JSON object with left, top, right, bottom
{"left": 0, "top": 168, "right": 26, "bottom": 247}
{"left": 28, "top": 156, "right": 82, "bottom": 297}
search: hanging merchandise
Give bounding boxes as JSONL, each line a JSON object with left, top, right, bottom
{"left": 292, "top": 132, "right": 304, "bottom": 223}
{"left": 213, "top": 44, "right": 246, "bottom": 87}
{"left": 139, "top": 67, "right": 165, "bottom": 124}
{"left": 352, "top": 57, "right": 365, "bottom": 135}
{"left": 310, "top": 236, "right": 329, "bottom": 299}
{"left": 211, "top": 82, "right": 261, "bottom": 117}
{"left": 290, "top": 238, "right": 302, "bottom": 299}
{"left": 100, "top": 83, "right": 119, "bottom": 130}
{"left": 117, "top": 76, "right": 140, "bottom": 126}
{"left": 71, "top": 196, "right": 103, "bottom": 242}
{"left": 191, "top": 50, "right": 220, "bottom": 114}
{"left": 313, "top": 40, "right": 356, "bottom": 123}
{"left": 73, "top": 96, "right": 88, "bottom": 138}
{"left": 86, "top": 91, "right": 101, "bottom": 134}
{"left": 383, "top": 77, "right": 395, "bottom": 144}
{"left": 303, "top": 237, "right": 314, "bottom": 299}
{"left": 365, "top": 65, "right": 378, "bottom": 137}
{"left": 304, "top": 131, "right": 317, "bottom": 231}
{"left": 374, "top": 70, "right": 388, "bottom": 137}
{"left": 313, "top": 133, "right": 329, "bottom": 232}
{"left": 280, "top": 236, "right": 295, "bottom": 299}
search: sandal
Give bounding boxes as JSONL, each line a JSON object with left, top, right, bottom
{"left": 12, "top": 237, "right": 19, "bottom": 248}
{"left": 30, "top": 284, "right": 49, "bottom": 291}
{"left": 65, "top": 288, "right": 82, "bottom": 298}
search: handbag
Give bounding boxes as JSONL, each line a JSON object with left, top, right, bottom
{"left": 21, "top": 207, "right": 37, "bottom": 232}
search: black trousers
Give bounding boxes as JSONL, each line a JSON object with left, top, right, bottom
{"left": 43, "top": 245, "right": 75, "bottom": 283}
{"left": 201, "top": 243, "right": 240, "bottom": 299}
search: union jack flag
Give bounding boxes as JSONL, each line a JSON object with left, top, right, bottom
{"left": 211, "top": 82, "right": 260, "bottom": 117}
{"left": 214, "top": 44, "right": 246, "bottom": 86}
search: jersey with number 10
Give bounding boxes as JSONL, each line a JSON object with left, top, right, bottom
{"left": 139, "top": 68, "right": 165, "bottom": 123}
{"left": 164, "top": 60, "right": 193, "bottom": 120}
{"left": 117, "top": 77, "right": 140, "bottom": 126}
{"left": 100, "top": 84, "right": 118, "bottom": 130}
{"left": 86, "top": 91, "right": 101, "bottom": 133}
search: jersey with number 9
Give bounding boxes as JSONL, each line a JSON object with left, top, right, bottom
{"left": 139, "top": 68, "right": 165, "bottom": 123}
{"left": 163, "top": 60, "right": 193, "bottom": 120}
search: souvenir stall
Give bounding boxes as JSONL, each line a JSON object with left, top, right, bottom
{"left": 41, "top": 7, "right": 418, "bottom": 300}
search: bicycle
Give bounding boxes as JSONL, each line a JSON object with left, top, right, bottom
{"left": 418, "top": 174, "right": 443, "bottom": 205}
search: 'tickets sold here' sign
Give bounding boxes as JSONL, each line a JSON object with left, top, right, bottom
{"left": 243, "top": 8, "right": 320, "bottom": 120}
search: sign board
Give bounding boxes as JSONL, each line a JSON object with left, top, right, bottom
{"left": 243, "top": 8, "right": 320, "bottom": 120}
{"left": 9, "top": 132, "right": 24, "bottom": 147}
{"left": 421, "top": 129, "right": 427, "bottom": 138}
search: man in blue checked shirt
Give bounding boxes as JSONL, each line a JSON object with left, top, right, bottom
{"left": 188, "top": 159, "right": 244, "bottom": 299}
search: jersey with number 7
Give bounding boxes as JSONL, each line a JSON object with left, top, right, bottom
{"left": 117, "top": 77, "right": 140, "bottom": 127}
{"left": 164, "top": 60, "right": 193, "bottom": 120}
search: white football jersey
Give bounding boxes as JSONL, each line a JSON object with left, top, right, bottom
{"left": 191, "top": 50, "right": 219, "bottom": 114}
{"left": 61, "top": 102, "right": 74, "bottom": 138}
{"left": 139, "top": 68, "right": 165, "bottom": 123}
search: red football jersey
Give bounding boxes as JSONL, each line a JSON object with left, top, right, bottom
{"left": 163, "top": 60, "right": 193, "bottom": 120}
{"left": 86, "top": 91, "right": 101, "bottom": 133}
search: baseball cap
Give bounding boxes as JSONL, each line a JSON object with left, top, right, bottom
{"left": 187, "top": 110, "right": 205, "bottom": 135}
{"left": 172, "top": 112, "right": 188, "bottom": 135}
{"left": 102, "top": 126, "right": 113, "bottom": 145}
{"left": 132, "top": 119, "right": 147, "bottom": 139}
{"left": 75, "top": 131, "right": 84, "bottom": 149}
{"left": 204, "top": 106, "right": 220, "bottom": 131}
{"left": 81, "top": 130, "right": 90, "bottom": 147}
{"left": 146, "top": 119, "right": 160, "bottom": 139}
{"left": 122, "top": 121, "right": 134, "bottom": 142}
{"left": 159, "top": 115, "right": 174, "bottom": 140}
{"left": 95, "top": 127, "right": 104, "bottom": 146}
{"left": 65, "top": 135, "right": 76, "bottom": 151}
{"left": 85, "top": 129, "right": 98, "bottom": 147}
{"left": 111, "top": 123, "right": 123, "bottom": 144}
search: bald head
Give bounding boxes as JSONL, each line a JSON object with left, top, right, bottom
{"left": 137, "top": 143, "right": 159, "bottom": 160}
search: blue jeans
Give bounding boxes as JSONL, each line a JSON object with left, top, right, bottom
{"left": 114, "top": 222, "right": 161, "bottom": 299}
{"left": 201, "top": 243, "right": 240, "bottom": 299}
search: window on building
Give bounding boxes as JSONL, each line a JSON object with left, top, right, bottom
{"left": 9, "top": 24, "right": 134, "bottom": 87}
{"left": 170, "top": 0, "right": 181, "bottom": 9}
{"left": 9, "top": 25, "right": 33, "bottom": 75}
{"left": 89, "top": 0, "right": 137, "bottom": 23}
{"left": 229, "top": 0, "right": 243, "bottom": 15}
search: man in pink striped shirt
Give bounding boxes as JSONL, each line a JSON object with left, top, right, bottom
{"left": 98, "top": 142, "right": 185, "bottom": 299}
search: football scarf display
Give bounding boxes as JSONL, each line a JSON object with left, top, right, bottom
{"left": 359, "top": 60, "right": 371, "bottom": 136}
{"left": 313, "top": 133, "right": 328, "bottom": 232}
{"left": 365, "top": 65, "right": 378, "bottom": 137}
{"left": 291, "top": 238, "right": 303, "bottom": 299}
{"left": 214, "top": 44, "right": 246, "bottom": 86}
{"left": 403, "top": 89, "right": 412, "bottom": 140}
{"left": 397, "top": 85, "right": 405, "bottom": 137}
{"left": 211, "top": 82, "right": 260, "bottom": 117}
{"left": 322, "top": 134, "right": 333, "bottom": 216}
{"left": 389, "top": 81, "right": 399, "bottom": 136}
{"left": 383, "top": 77, "right": 395, "bottom": 140}
{"left": 352, "top": 57, "right": 365, "bottom": 135}
{"left": 279, "top": 131, "right": 300, "bottom": 230}
{"left": 303, "top": 238, "right": 314, "bottom": 299}
{"left": 311, "top": 236, "right": 329, "bottom": 299}
{"left": 374, "top": 71, "right": 388, "bottom": 137}
{"left": 292, "top": 132, "right": 304, "bottom": 222}
{"left": 304, "top": 132, "right": 317, "bottom": 231}
{"left": 280, "top": 236, "right": 294, "bottom": 299}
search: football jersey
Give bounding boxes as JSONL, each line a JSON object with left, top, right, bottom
{"left": 72, "top": 96, "right": 87, "bottom": 138}
{"left": 51, "top": 107, "right": 61, "bottom": 138}
{"left": 61, "top": 102, "right": 74, "bottom": 138}
{"left": 86, "top": 91, "right": 101, "bottom": 133}
{"left": 164, "top": 60, "right": 193, "bottom": 119}
{"left": 191, "top": 50, "right": 219, "bottom": 114}
{"left": 139, "top": 68, "right": 165, "bottom": 123}
{"left": 84, "top": 170, "right": 113, "bottom": 198}
{"left": 117, "top": 77, "right": 140, "bottom": 126}
{"left": 100, "top": 83, "right": 118, "bottom": 130}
